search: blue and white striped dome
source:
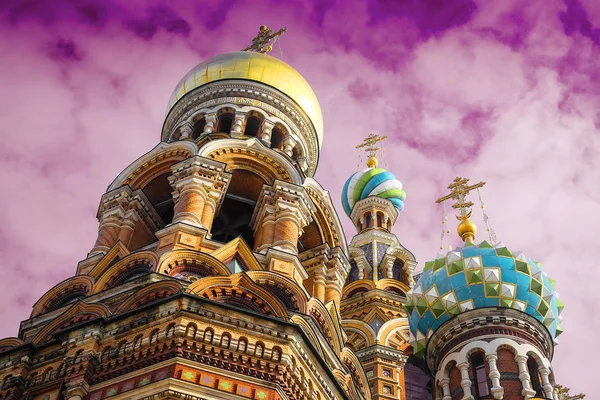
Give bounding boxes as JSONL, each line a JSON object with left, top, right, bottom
{"left": 341, "top": 167, "right": 406, "bottom": 217}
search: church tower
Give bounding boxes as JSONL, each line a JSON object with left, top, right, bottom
{"left": 339, "top": 138, "right": 433, "bottom": 400}
{"left": 0, "top": 27, "right": 370, "bottom": 400}
{"left": 405, "top": 178, "right": 564, "bottom": 400}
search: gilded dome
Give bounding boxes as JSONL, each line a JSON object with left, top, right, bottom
{"left": 405, "top": 241, "right": 563, "bottom": 357}
{"left": 166, "top": 51, "right": 324, "bottom": 147}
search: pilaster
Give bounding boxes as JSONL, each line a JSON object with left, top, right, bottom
{"left": 230, "top": 111, "right": 247, "bottom": 137}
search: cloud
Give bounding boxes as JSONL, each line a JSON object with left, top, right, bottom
{"left": 0, "top": 0, "right": 597, "bottom": 395}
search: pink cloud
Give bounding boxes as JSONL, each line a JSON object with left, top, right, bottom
{"left": 0, "top": 0, "right": 596, "bottom": 395}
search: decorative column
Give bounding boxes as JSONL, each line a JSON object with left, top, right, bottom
{"left": 90, "top": 187, "right": 162, "bottom": 255}
{"left": 302, "top": 245, "right": 349, "bottom": 308}
{"left": 230, "top": 111, "right": 246, "bottom": 137}
{"left": 203, "top": 113, "right": 217, "bottom": 134}
{"left": 486, "top": 353, "right": 504, "bottom": 399}
{"left": 515, "top": 355, "right": 537, "bottom": 398}
{"left": 169, "top": 156, "right": 231, "bottom": 229}
{"left": 457, "top": 362, "right": 474, "bottom": 400}
{"left": 283, "top": 136, "right": 296, "bottom": 157}
{"left": 251, "top": 180, "right": 313, "bottom": 254}
{"left": 178, "top": 122, "right": 193, "bottom": 139}
{"left": 260, "top": 120, "right": 275, "bottom": 147}
{"left": 539, "top": 367, "right": 554, "bottom": 399}
{"left": 308, "top": 265, "right": 327, "bottom": 302}
{"left": 439, "top": 378, "right": 451, "bottom": 400}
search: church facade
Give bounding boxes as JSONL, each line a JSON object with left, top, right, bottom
{"left": 0, "top": 30, "right": 563, "bottom": 400}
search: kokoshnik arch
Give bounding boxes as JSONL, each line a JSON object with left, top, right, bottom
{"left": 0, "top": 26, "right": 564, "bottom": 400}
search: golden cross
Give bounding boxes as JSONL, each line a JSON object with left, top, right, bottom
{"left": 356, "top": 133, "right": 387, "bottom": 158}
{"left": 436, "top": 177, "right": 486, "bottom": 220}
{"left": 241, "top": 25, "right": 287, "bottom": 54}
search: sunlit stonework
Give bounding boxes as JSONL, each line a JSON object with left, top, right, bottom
{"left": 0, "top": 28, "right": 563, "bottom": 400}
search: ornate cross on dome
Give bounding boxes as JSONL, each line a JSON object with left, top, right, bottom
{"left": 436, "top": 177, "right": 485, "bottom": 220}
{"left": 242, "top": 25, "right": 287, "bottom": 54}
{"left": 356, "top": 133, "right": 387, "bottom": 167}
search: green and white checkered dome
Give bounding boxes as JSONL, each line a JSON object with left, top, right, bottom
{"left": 405, "top": 240, "right": 563, "bottom": 357}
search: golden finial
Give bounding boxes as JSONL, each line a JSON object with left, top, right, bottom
{"left": 436, "top": 177, "right": 486, "bottom": 244}
{"left": 356, "top": 133, "right": 387, "bottom": 168}
{"left": 242, "top": 25, "right": 287, "bottom": 54}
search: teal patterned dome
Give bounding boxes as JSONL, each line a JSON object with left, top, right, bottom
{"left": 406, "top": 240, "right": 563, "bottom": 357}
{"left": 341, "top": 167, "right": 406, "bottom": 217}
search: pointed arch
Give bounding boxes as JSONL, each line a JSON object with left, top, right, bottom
{"left": 32, "top": 302, "right": 110, "bottom": 345}
{"left": 114, "top": 280, "right": 184, "bottom": 314}
{"left": 31, "top": 275, "right": 94, "bottom": 317}
{"left": 186, "top": 274, "right": 288, "bottom": 318}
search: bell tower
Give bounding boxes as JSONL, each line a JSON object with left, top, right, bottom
{"left": 0, "top": 27, "right": 369, "bottom": 400}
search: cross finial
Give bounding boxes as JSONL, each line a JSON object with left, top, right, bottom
{"left": 436, "top": 177, "right": 486, "bottom": 243}
{"left": 242, "top": 25, "right": 287, "bottom": 54}
{"left": 356, "top": 133, "right": 387, "bottom": 167}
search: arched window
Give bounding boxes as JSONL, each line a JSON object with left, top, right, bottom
{"left": 272, "top": 346, "right": 282, "bottom": 362}
{"left": 365, "top": 214, "right": 373, "bottom": 229}
{"left": 203, "top": 328, "right": 214, "bottom": 344}
{"left": 244, "top": 113, "right": 263, "bottom": 137}
{"left": 348, "top": 261, "right": 360, "bottom": 283}
{"left": 528, "top": 356, "right": 543, "bottom": 396}
{"left": 471, "top": 352, "right": 490, "bottom": 398}
{"left": 392, "top": 259, "right": 404, "bottom": 281}
{"left": 376, "top": 212, "right": 384, "bottom": 227}
{"left": 237, "top": 337, "right": 248, "bottom": 353}
{"left": 143, "top": 172, "right": 175, "bottom": 226}
{"left": 220, "top": 333, "right": 231, "bottom": 349}
{"left": 133, "top": 335, "right": 143, "bottom": 350}
{"left": 185, "top": 323, "right": 197, "bottom": 339}
{"left": 216, "top": 109, "right": 235, "bottom": 133}
{"left": 149, "top": 329, "right": 159, "bottom": 345}
{"left": 166, "top": 323, "right": 176, "bottom": 339}
{"left": 270, "top": 125, "right": 286, "bottom": 150}
{"left": 255, "top": 341, "right": 265, "bottom": 358}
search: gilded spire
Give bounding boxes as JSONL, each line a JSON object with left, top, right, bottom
{"left": 356, "top": 133, "right": 387, "bottom": 168}
{"left": 436, "top": 177, "right": 485, "bottom": 244}
{"left": 241, "top": 25, "right": 287, "bottom": 54}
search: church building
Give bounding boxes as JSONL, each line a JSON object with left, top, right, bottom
{"left": 0, "top": 27, "right": 563, "bottom": 400}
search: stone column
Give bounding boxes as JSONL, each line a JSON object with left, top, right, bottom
{"left": 230, "top": 112, "right": 246, "bottom": 137}
{"left": 261, "top": 120, "right": 275, "bottom": 147}
{"left": 251, "top": 181, "right": 313, "bottom": 254}
{"left": 169, "top": 156, "right": 231, "bottom": 230}
{"left": 515, "top": 355, "right": 537, "bottom": 398}
{"left": 310, "top": 265, "right": 327, "bottom": 302}
{"left": 440, "top": 378, "right": 451, "bottom": 400}
{"left": 486, "top": 353, "right": 504, "bottom": 399}
{"left": 203, "top": 113, "right": 217, "bottom": 134}
{"left": 283, "top": 136, "right": 296, "bottom": 157}
{"left": 178, "top": 122, "right": 193, "bottom": 140}
{"left": 539, "top": 368, "right": 554, "bottom": 399}
{"left": 457, "top": 362, "right": 474, "bottom": 400}
{"left": 90, "top": 187, "right": 160, "bottom": 255}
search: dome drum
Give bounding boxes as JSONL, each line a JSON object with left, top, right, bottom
{"left": 163, "top": 52, "right": 323, "bottom": 176}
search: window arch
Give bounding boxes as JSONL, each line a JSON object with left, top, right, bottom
{"left": 166, "top": 323, "right": 176, "bottom": 339}
{"left": 270, "top": 125, "right": 286, "bottom": 150}
{"left": 149, "top": 329, "right": 159, "bottom": 345}
{"left": 272, "top": 346, "right": 282, "bottom": 362}
{"left": 376, "top": 212, "right": 384, "bottom": 228}
{"left": 220, "top": 333, "right": 231, "bottom": 349}
{"left": 185, "top": 323, "right": 197, "bottom": 339}
{"left": 255, "top": 341, "right": 265, "bottom": 358}
{"left": 237, "top": 337, "right": 248, "bottom": 353}
{"left": 528, "top": 356, "right": 543, "bottom": 396}
{"left": 216, "top": 108, "right": 235, "bottom": 134}
{"left": 203, "top": 328, "right": 214, "bottom": 344}
{"left": 244, "top": 112, "right": 263, "bottom": 137}
{"left": 365, "top": 214, "right": 373, "bottom": 229}
{"left": 470, "top": 352, "right": 490, "bottom": 398}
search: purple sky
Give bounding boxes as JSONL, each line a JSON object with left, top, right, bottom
{"left": 0, "top": 0, "right": 595, "bottom": 394}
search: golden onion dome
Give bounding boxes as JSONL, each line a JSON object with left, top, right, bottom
{"left": 166, "top": 51, "right": 324, "bottom": 147}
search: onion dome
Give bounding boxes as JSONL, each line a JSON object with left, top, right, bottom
{"left": 341, "top": 157, "right": 406, "bottom": 217}
{"left": 166, "top": 51, "right": 323, "bottom": 147}
{"left": 405, "top": 240, "right": 564, "bottom": 356}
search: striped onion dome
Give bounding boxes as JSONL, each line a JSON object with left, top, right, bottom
{"left": 341, "top": 166, "right": 406, "bottom": 217}
{"left": 405, "top": 240, "right": 563, "bottom": 357}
